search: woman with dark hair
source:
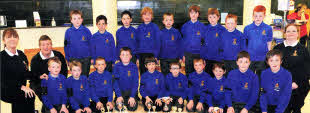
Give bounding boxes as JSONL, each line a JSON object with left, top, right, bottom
{"left": 1, "top": 28, "right": 35, "bottom": 113}
{"left": 273, "top": 24, "right": 310, "bottom": 113}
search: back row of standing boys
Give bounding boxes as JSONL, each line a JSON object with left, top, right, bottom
{"left": 42, "top": 5, "right": 299, "bottom": 113}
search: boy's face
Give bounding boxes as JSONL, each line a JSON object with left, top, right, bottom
{"left": 71, "top": 66, "right": 81, "bottom": 78}
{"left": 236, "top": 57, "right": 251, "bottom": 72}
{"left": 96, "top": 20, "right": 107, "bottom": 32}
{"left": 163, "top": 15, "right": 174, "bottom": 28}
{"left": 48, "top": 62, "right": 61, "bottom": 76}
{"left": 95, "top": 60, "right": 106, "bottom": 73}
{"left": 170, "top": 65, "right": 180, "bottom": 77}
{"left": 194, "top": 61, "right": 205, "bottom": 73}
{"left": 225, "top": 18, "right": 237, "bottom": 32}
{"left": 120, "top": 51, "right": 132, "bottom": 64}
{"left": 142, "top": 12, "right": 152, "bottom": 23}
{"left": 208, "top": 14, "right": 219, "bottom": 25}
{"left": 121, "top": 14, "right": 132, "bottom": 27}
{"left": 145, "top": 62, "right": 156, "bottom": 73}
{"left": 39, "top": 40, "right": 52, "bottom": 56}
{"left": 189, "top": 10, "right": 199, "bottom": 21}
{"left": 213, "top": 67, "right": 225, "bottom": 79}
{"left": 268, "top": 55, "right": 282, "bottom": 72}
{"left": 71, "top": 14, "right": 83, "bottom": 28}
{"left": 253, "top": 12, "right": 265, "bottom": 25}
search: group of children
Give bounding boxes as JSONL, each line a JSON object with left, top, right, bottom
{"left": 38, "top": 4, "right": 298, "bottom": 113}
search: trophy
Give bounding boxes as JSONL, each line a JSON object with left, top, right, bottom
{"left": 123, "top": 105, "right": 127, "bottom": 112}
{"left": 146, "top": 102, "right": 152, "bottom": 112}
{"left": 152, "top": 106, "right": 156, "bottom": 112}
{"left": 177, "top": 108, "right": 182, "bottom": 112}
{"left": 100, "top": 107, "right": 105, "bottom": 113}
{"left": 162, "top": 97, "right": 170, "bottom": 112}
{"left": 171, "top": 106, "right": 177, "bottom": 112}
{"left": 117, "top": 102, "right": 123, "bottom": 112}
{"left": 107, "top": 105, "right": 110, "bottom": 112}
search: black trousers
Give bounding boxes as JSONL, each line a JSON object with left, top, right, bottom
{"left": 114, "top": 90, "right": 139, "bottom": 111}
{"left": 186, "top": 95, "right": 207, "bottom": 113}
{"left": 164, "top": 96, "right": 184, "bottom": 112}
{"left": 138, "top": 53, "right": 154, "bottom": 74}
{"left": 232, "top": 102, "right": 260, "bottom": 113}
{"left": 205, "top": 59, "right": 220, "bottom": 77}
{"left": 90, "top": 97, "right": 113, "bottom": 113}
{"left": 266, "top": 105, "right": 277, "bottom": 113}
{"left": 70, "top": 57, "right": 91, "bottom": 77}
{"left": 184, "top": 52, "right": 200, "bottom": 76}
{"left": 160, "top": 58, "right": 179, "bottom": 75}
{"left": 284, "top": 90, "right": 308, "bottom": 113}
{"left": 142, "top": 96, "right": 163, "bottom": 111}
{"left": 299, "top": 35, "right": 309, "bottom": 47}
{"left": 11, "top": 93, "right": 35, "bottom": 113}
{"left": 249, "top": 61, "right": 266, "bottom": 76}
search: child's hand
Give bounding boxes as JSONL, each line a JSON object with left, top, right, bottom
{"left": 116, "top": 96, "right": 124, "bottom": 104}
{"left": 60, "top": 104, "right": 69, "bottom": 113}
{"left": 227, "top": 107, "right": 234, "bottom": 113}
{"left": 50, "top": 108, "right": 57, "bottom": 113}
{"left": 128, "top": 97, "right": 136, "bottom": 107}
{"left": 40, "top": 73, "right": 48, "bottom": 80}
{"left": 145, "top": 96, "right": 152, "bottom": 106}
{"left": 21, "top": 85, "right": 36, "bottom": 98}
{"left": 219, "top": 108, "right": 224, "bottom": 113}
{"left": 106, "top": 102, "right": 113, "bottom": 110}
{"left": 186, "top": 100, "right": 194, "bottom": 110}
{"left": 96, "top": 102, "right": 103, "bottom": 110}
{"left": 240, "top": 108, "right": 248, "bottom": 113}
{"left": 83, "top": 107, "right": 92, "bottom": 113}
{"left": 91, "top": 59, "right": 94, "bottom": 65}
{"left": 262, "top": 112, "right": 267, "bottom": 113}
{"left": 155, "top": 98, "right": 162, "bottom": 106}
{"left": 208, "top": 106, "right": 214, "bottom": 113}
{"left": 75, "top": 109, "right": 82, "bottom": 113}
{"left": 182, "top": 56, "right": 185, "bottom": 63}
{"left": 292, "top": 82, "right": 298, "bottom": 89}
{"left": 178, "top": 97, "right": 183, "bottom": 104}
{"left": 196, "top": 102, "right": 204, "bottom": 111}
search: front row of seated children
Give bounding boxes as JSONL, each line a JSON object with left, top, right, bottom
{"left": 41, "top": 47, "right": 291, "bottom": 113}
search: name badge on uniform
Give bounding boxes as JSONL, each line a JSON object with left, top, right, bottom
{"left": 146, "top": 32, "right": 151, "bottom": 38}
{"left": 274, "top": 83, "right": 280, "bottom": 91}
{"left": 82, "top": 36, "right": 85, "bottom": 41}
{"left": 243, "top": 82, "right": 248, "bottom": 90}
{"left": 59, "top": 83, "right": 63, "bottom": 90}
{"left": 220, "top": 85, "right": 224, "bottom": 92}
{"left": 104, "top": 80, "right": 107, "bottom": 85}
{"left": 178, "top": 82, "right": 182, "bottom": 88}
{"left": 197, "top": 31, "right": 200, "bottom": 35}
{"left": 171, "top": 35, "right": 175, "bottom": 41}
{"left": 155, "top": 79, "right": 158, "bottom": 85}
{"left": 128, "top": 71, "right": 131, "bottom": 77}
{"left": 216, "top": 33, "right": 218, "bottom": 37}
{"left": 233, "top": 38, "right": 237, "bottom": 45}
{"left": 262, "top": 30, "right": 266, "bottom": 35}
{"left": 131, "top": 32, "right": 134, "bottom": 39}
{"left": 292, "top": 50, "right": 298, "bottom": 56}
{"left": 201, "top": 81, "right": 204, "bottom": 86}
{"left": 106, "top": 39, "right": 109, "bottom": 43}
{"left": 80, "top": 84, "right": 84, "bottom": 91}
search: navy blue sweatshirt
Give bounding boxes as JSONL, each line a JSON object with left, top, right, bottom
{"left": 159, "top": 27, "right": 183, "bottom": 59}
{"left": 188, "top": 71, "right": 211, "bottom": 102}
{"left": 135, "top": 22, "right": 161, "bottom": 58}
{"left": 88, "top": 71, "right": 113, "bottom": 102}
{"left": 41, "top": 74, "right": 67, "bottom": 109}
{"left": 113, "top": 62, "right": 139, "bottom": 97}
{"left": 220, "top": 29, "right": 246, "bottom": 60}
{"left": 260, "top": 67, "right": 292, "bottom": 113}
{"left": 205, "top": 77, "right": 227, "bottom": 108}
{"left": 140, "top": 70, "right": 165, "bottom": 98}
{"left": 90, "top": 31, "right": 116, "bottom": 62}
{"left": 164, "top": 73, "right": 188, "bottom": 99}
{"left": 66, "top": 75, "right": 90, "bottom": 110}
{"left": 64, "top": 25, "right": 92, "bottom": 61}
{"left": 116, "top": 26, "right": 137, "bottom": 57}
{"left": 225, "top": 69, "right": 259, "bottom": 110}
{"left": 181, "top": 20, "right": 205, "bottom": 54}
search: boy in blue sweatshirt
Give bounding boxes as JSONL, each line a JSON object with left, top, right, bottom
{"left": 90, "top": 15, "right": 116, "bottom": 72}
{"left": 116, "top": 11, "right": 137, "bottom": 63}
{"left": 159, "top": 12, "right": 183, "bottom": 75}
{"left": 260, "top": 50, "right": 292, "bottom": 113}
{"left": 201, "top": 8, "right": 226, "bottom": 77}
{"left": 186, "top": 58, "right": 211, "bottom": 113}
{"left": 113, "top": 47, "right": 139, "bottom": 111}
{"left": 221, "top": 14, "right": 246, "bottom": 73}
{"left": 64, "top": 10, "right": 92, "bottom": 76}
{"left": 244, "top": 5, "right": 273, "bottom": 76}
{"left": 225, "top": 51, "right": 259, "bottom": 113}
{"left": 181, "top": 5, "right": 205, "bottom": 76}
{"left": 41, "top": 57, "right": 68, "bottom": 113}
{"left": 140, "top": 57, "right": 165, "bottom": 111}
{"left": 206, "top": 62, "right": 227, "bottom": 113}
{"left": 66, "top": 61, "right": 91, "bottom": 113}
{"left": 136, "top": 7, "right": 161, "bottom": 74}
{"left": 163, "top": 61, "right": 188, "bottom": 111}
{"left": 89, "top": 57, "right": 114, "bottom": 113}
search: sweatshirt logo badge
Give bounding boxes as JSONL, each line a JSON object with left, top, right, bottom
{"left": 262, "top": 30, "right": 266, "bottom": 35}
{"left": 220, "top": 85, "right": 224, "bottom": 92}
{"left": 80, "top": 84, "right": 84, "bottom": 91}
{"left": 292, "top": 50, "right": 298, "bottom": 56}
{"left": 59, "top": 83, "right": 63, "bottom": 90}
{"left": 197, "top": 31, "right": 200, "bottom": 35}
{"left": 106, "top": 39, "right": 109, "bottom": 43}
{"left": 128, "top": 71, "right": 131, "bottom": 77}
{"left": 131, "top": 32, "right": 134, "bottom": 39}
{"left": 243, "top": 82, "right": 248, "bottom": 89}
{"left": 201, "top": 81, "right": 204, "bottom": 86}
{"left": 146, "top": 32, "right": 151, "bottom": 38}
{"left": 82, "top": 36, "right": 85, "bottom": 41}
{"left": 233, "top": 38, "right": 237, "bottom": 45}
{"left": 216, "top": 33, "right": 218, "bottom": 37}
{"left": 274, "top": 83, "right": 280, "bottom": 91}
{"left": 104, "top": 80, "right": 107, "bottom": 85}
{"left": 178, "top": 82, "right": 182, "bottom": 88}
{"left": 171, "top": 35, "right": 175, "bottom": 41}
{"left": 155, "top": 79, "right": 158, "bottom": 85}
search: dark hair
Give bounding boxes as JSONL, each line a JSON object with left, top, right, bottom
{"left": 121, "top": 10, "right": 132, "bottom": 18}
{"left": 2, "top": 28, "right": 19, "bottom": 40}
{"left": 237, "top": 51, "right": 250, "bottom": 60}
{"left": 266, "top": 49, "right": 283, "bottom": 61}
{"left": 169, "top": 61, "right": 181, "bottom": 69}
{"left": 144, "top": 56, "right": 156, "bottom": 65}
{"left": 212, "top": 62, "right": 226, "bottom": 71}
{"left": 95, "top": 56, "right": 106, "bottom": 64}
{"left": 96, "top": 15, "right": 107, "bottom": 24}
{"left": 39, "top": 35, "right": 52, "bottom": 45}
{"left": 119, "top": 47, "right": 132, "bottom": 56}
